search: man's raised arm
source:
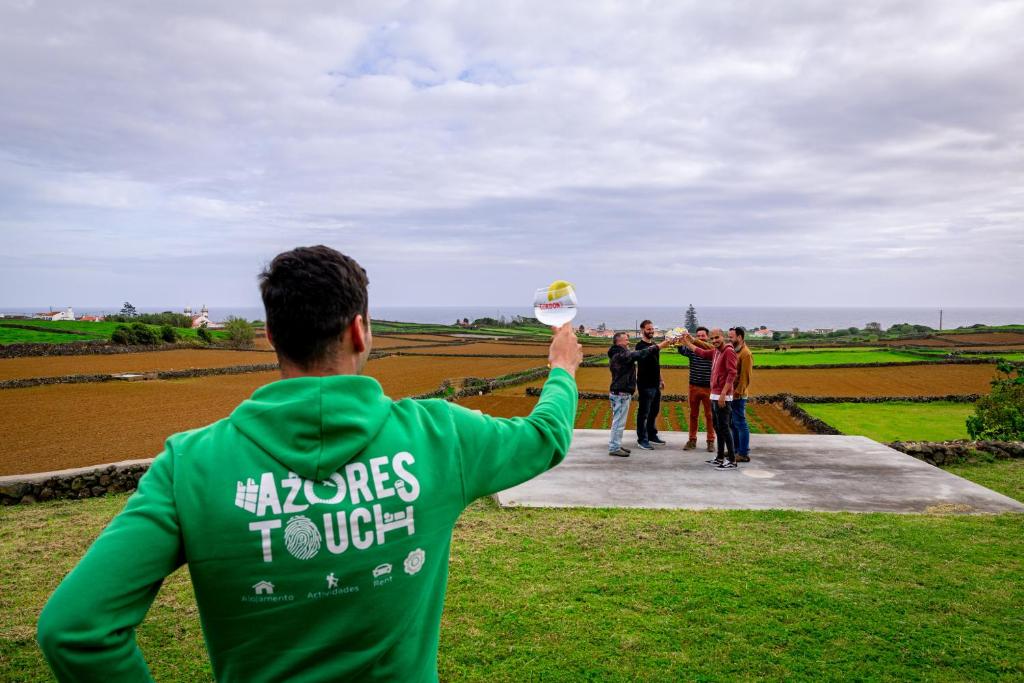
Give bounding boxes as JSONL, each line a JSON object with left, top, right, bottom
{"left": 453, "top": 324, "right": 583, "bottom": 503}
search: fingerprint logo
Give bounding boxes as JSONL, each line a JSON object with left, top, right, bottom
{"left": 284, "top": 515, "right": 321, "bottom": 560}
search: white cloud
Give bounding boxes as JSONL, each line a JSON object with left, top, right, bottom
{"left": 0, "top": 0, "right": 1022, "bottom": 307}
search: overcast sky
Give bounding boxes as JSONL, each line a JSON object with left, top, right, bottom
{"left": 1, "top": 1, "right": 1022, "bottom": 309}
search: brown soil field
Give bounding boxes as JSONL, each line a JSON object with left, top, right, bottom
{"left": 454, "top": 396, "right": 808, "bottom": 435}
{"left": 0, "top": 349, "right": 277, "bottom": 381}
{"left": 0, "top": 372, "right": 279, "bottom": 474}
{"left": 879, "top": 338, "right": 957, "bottom": 347}
{"left": 0, "top": 355, "right": 547, "bottom": 475}
{"left": 396, "top": 342, "right": 553, "bottom": 356}
{"left": 937, "top": 332, "right": 1024, "bottom": 344}
{"left": 379, "top": 334, "right": 462, "bottom": 343}
{"left": 951, "top": 345, "right": 1024, "bottom": 352}
{"left": 495, "top": 364, "right": 998, "bottom": 397}
{"left": 253, "top": 335, "right": 457, "bottom": 351}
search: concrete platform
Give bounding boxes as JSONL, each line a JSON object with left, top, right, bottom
{"left": 495, "top": 430, "right": 1024, "bottom": 514}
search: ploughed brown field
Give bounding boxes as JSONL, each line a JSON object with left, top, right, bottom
{"left": 938, "top": 332, "right": 1024, "bottom": 344}
{"left": 454, "top": 395, "right": 808, "bottom": 434}
{"left": 0, "top": 355, "right": 545, "bottom": 475}
{"left": 393, "top": 342, "right": 554, "bottom": 356}
{"left": 0, "top": 349, "right": 276, "bottom": 381}
{"left": 879, "top": 338, "right": 957, "bottom": 347}
{"left": 253, "top": 334, "right": 462, "bottom": 351}
{"left": 494, "top": 364, "right": 998, "bottom": 397}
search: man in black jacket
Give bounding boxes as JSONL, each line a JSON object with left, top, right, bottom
{"left": 608, "top": 332, "right": 671, "bottom": 456}
{"left": 634, "top": 319, "right": 664, "bottom": 450}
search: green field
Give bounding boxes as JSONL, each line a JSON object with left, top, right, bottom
{"left": 800, "top": 401, "right": 975, "bottom": 442}
{"left": 0, "top": 328, "right": 98, "bottom": 344}
{"left": 2, "top": 488, "right": 1021, "bottom": 682}
{"left": 0, "top": 319, "right": 228, "bottom": 344}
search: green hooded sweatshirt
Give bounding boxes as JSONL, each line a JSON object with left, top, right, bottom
{"left": 38, "top": 368, "right": 577, "bottom": 682}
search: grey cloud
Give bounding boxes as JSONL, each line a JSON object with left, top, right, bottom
{"left": 1, "top": 1, "right": 1021, "bottom": 308}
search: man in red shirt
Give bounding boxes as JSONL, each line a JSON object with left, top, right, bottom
{"left": 680, "top": 328, "right": 738, "bottom": 469}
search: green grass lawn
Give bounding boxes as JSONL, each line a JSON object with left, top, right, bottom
{"left": 800, "top": 402, "right": 974, "bottom": 442}
{"left": 2, "top": 491, "right": 1021, "bottom": 681}
{"left": 944, "top": 460, "right": 1024, "bottom": 503}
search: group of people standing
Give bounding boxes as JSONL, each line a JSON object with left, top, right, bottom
{"left": 607, "top": 321, "right": 753, "bottom": 470}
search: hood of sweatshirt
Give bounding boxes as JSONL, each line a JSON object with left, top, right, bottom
{"left": 228, "top": 374, "right": 393, "bottom": 481}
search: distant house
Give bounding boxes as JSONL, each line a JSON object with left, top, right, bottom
{"left": 35, "top": 307, "right": 75, "bottom": 321}
{"left": 811, "top": 328, "right": 834, "bottom": 336}
{"left": 188, "top": 305, "right": 211, "bottom": 329}
{"left": 79, "top": 315, "right": 104, "bottom": 322}
{"left": 585, "top": 327, "right": 617, "bottom": 338}
{"left": 751, "top": 327, "right": 774, "bottom": 339}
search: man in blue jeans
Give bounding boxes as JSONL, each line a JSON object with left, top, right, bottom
{"left": 607, "top": 332, "right": 671, "bottom": 456}
{"left": 729, "top": 326, "right": 753, "bottom": 462}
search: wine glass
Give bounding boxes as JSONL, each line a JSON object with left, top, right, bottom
{"left": 533, "top": 281, "right": 578, "bottom": 328}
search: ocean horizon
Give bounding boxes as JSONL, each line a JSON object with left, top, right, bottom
{"left": 3, "top": 305, "right": 1023, "bottom": 332}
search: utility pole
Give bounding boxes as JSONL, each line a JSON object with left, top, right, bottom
{"left": 939, "top": 309, "right": 943, "bottom": 331}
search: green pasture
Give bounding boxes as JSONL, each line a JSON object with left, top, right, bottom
{"left": 2, "top": 485, "right": 1021, "bottom": 682}
{"left": 0, "top": 319, "right": 227, "bottom": 345}
{"left": 0, "top": 328, "right": 98, "bottom": 344}
{"left": 800, "top": 401, "right": 974, "bottom": 442}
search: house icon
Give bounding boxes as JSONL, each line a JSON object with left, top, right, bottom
{"left": 252, "top": 580, "right": 275, "bottom": 595}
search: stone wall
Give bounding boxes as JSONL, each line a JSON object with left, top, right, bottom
{"left": 0, "top": 364, "right": 281, "bottom": 390}
{"left": 887, "top": 440, "right": 1024, "bottom": 466}
{"left": 0, "top": 460, "right": 153, "bottom": 505}
{"left": 0, "top": 341, "right": 217, "bottom": 358}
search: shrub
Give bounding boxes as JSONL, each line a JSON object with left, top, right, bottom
{"left": 111, "top": 325, "right": 135, "bottom": 345}
{"left": 160, "top": 325, "right": 177, "bottom": 343}
{"left": 130, "top": 322, "right": 158, "bottom": 345}
{"left": 197, "top": 326, "right": 213, "bottom": 344}
{"left": 966, "top": 361, "right": 1024, "bottom": 441}
{"left": 224, "top": 316, "right": 255, "bottom": 347}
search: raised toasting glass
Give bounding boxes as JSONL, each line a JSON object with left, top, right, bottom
{"left": 533, "top": 281, "right": 577, "bottom": 327}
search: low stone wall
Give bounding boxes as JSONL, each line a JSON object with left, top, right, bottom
{"left": 754, "top": 393, "right": 981, "bottom": 404}
{"left": 887, "top": 440, "right": 1024, "bottom": 466}
{"left": 0, "top": 341, "right": 227, "bottom": 358}
{"left": 0, "top": 363, "right": 282, "bottom": 390}
{"left": 0, "top": 460, "right": 153, "bottom": 505}
{"left": 763, "top": 395, "right": 845, "bottom": 435}
{"left": 658, "top": 358, "right": 996, "bottom": 371}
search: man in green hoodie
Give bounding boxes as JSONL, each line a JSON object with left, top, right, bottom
{"left": 38, "top": 245, "right": 583, "bottom": 682}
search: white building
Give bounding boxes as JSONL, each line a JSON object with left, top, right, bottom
{"left": 35, "top": 307, "right": 75, "bottom": 321}
{"left": 751, "top": 327, "right": 774, "bottom": 339}
{"left": 188, "top": 305, "right": 211, "bottom": 329}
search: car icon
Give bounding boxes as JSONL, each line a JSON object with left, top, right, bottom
{"left": 372, "top": 563, "right": 392, "bottom": 578}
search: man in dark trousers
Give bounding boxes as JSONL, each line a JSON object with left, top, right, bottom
{"left": 680, "top": 327, "right": 738, "bottom": 469}
{"left": 634, "top": 320, "right": 665, "bottom": 450}
{"left": 607, "top": 332, "right": 672, "bottom": 457}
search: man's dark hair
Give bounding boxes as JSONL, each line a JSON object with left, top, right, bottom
{"left": 259, "top": 246, "right": 369, "bottom": 368}
{"left": 696, "top": 326, "right": 709, "bottom": 334}
{"left": 612, "top": 332, "right": 627, "bottom": 344}
{"left": 733, "top": 326, "right": 746, "bottom": 339}
{"left": 640, "top": 319, "right": 653, "bottom": 329}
